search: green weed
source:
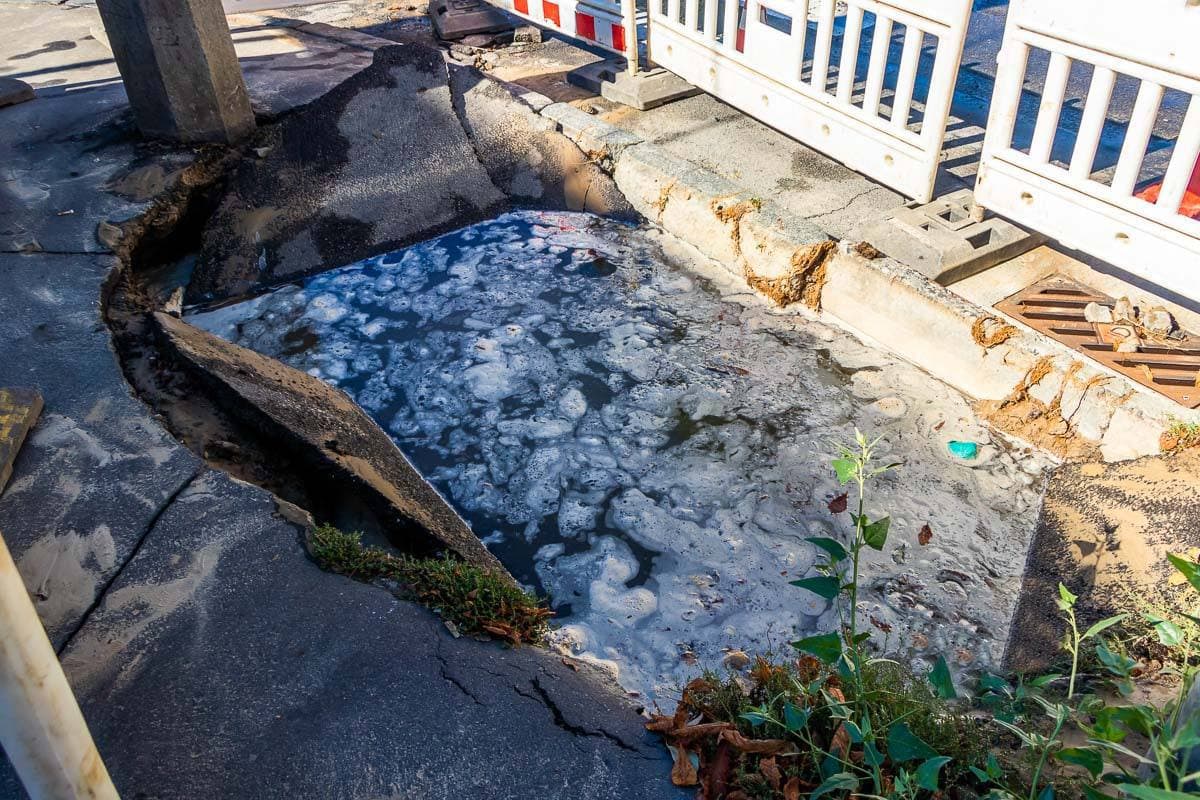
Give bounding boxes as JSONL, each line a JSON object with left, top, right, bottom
{"left": 308, "top": 524, "right": 551, "bottom": 645}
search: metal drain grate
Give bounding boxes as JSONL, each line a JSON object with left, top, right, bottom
{"left": 995, "top": 275, "right": 1200, "bottom": 408}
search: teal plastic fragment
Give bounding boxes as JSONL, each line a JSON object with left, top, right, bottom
{"left": 947, "top": 440, "right": 979, "bottom": 460}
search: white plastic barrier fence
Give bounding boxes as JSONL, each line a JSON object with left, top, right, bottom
{"left": 975, "top": 0, "right": 1200, "bottom": 302}
{"left": 646, "top": 0, "right": 971, "bottom": 201}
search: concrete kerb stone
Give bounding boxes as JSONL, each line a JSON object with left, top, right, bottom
{"left": 541, "top": 102, "right": 642, "bottom": 164}
{"left": 479, "top": 64, "right": 1190, "bottom": 461}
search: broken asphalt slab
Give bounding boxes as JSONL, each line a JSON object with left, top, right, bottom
{"left": 189, "top": 43, "right": 508, "bottom": 304}
{"left": 447, "top": 61, "right": 636, "bottom": 219}
{"left": 1, "top": 468, "right": 685, "bottom": 800}
{"left": 155, "top": 312, "right": 506, "bottom": 574}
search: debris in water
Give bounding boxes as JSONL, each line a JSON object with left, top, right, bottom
{"left": 947, "top": 440, "right": 979, "bottom": 460}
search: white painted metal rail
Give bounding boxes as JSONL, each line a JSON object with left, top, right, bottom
{"left": 647, "top": 0, "right": 972, "bottom": 201}
{"left": 975, "top": 0, "right": 1200, "bottom": 302}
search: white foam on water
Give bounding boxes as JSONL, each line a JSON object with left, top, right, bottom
{"left": 188, "top": 210, "right": 1054, "bottom": 702}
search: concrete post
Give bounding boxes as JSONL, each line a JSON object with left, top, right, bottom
{"left": 96, "top": 0, "right": 255, "bottom": 143}
{"left": 0, "top": 533, "right": 120, "bottom": 800}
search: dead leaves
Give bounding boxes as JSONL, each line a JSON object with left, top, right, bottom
{"left": 919, "top": 523, "right": 933, "bottom": 545}
{"left": 670, "top": 744, "right": 700, "bottom": 785}
{"left": 827, "top": 492, "right": 848, "bottom": 514}
{"left": 720, "top": 729, "right": 791, "bottom": 755}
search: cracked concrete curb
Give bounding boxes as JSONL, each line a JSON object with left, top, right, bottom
{"left": 525, "top": 87, "right": 1196, "bottom": 461}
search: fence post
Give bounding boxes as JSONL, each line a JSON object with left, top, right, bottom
{"left": 0, "top": 533, "right": 120, "bottom": 800}
{"left": 622, "top": 0, "right": 639, "bottom": 74}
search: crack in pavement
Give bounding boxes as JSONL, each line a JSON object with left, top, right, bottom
{"left": 802, "top": 185, "right": 887, "bottom": 223}
{"left": 55, "top": 465, "right": 203, "bottom": 656}
{"left": 432, "top": 630, "right": 488, "bottom": 707}
{"left": 515, "top": 675, "right": 655, "bottom": 759}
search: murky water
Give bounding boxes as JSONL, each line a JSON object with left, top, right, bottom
{"left": 190, "top": 210, "right": 1053, "bottom": 701}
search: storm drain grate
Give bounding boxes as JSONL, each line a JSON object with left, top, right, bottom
{"left": 995, "top": 275, "right": 1200, "bottom": 409}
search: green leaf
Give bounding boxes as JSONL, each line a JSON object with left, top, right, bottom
{"left": 1058, "top": 583, "right": 1078, "bottom": 608}
{"left": 1083, "top": 787, "right": 1118, "bottom": 800}
{"left": 783, "top": 702, "right": 810, "bottom": 733}
{"left": 978, "top": 673, "right": 1009, "bottom": 694}
{"left": 832, "top": 458, "right": 857, "bottom": 485}
{"left": 863, "top": 740, "right": 885, "bottom": 768}
{"left": 916, "top": 756, "right": 953, "bottom": 791}
{"left": 1167, "top": 553, "right": 1200, "bottom": 594}
{"left": 810, "top": 772, "right": 858, "bottom": 800}
{"left": 1144, "top": 613, "right": 1185, "bottom": 647}
{"left": 791, "top": 632, "right": 843, "bottom": 664}
{"left": 789, "top": 575, "right": 841, "bottom": 600}
{"left": 969, "top": 765, "right": 991, "bottom": 783}
{"left": 1082, "top": 614, "right": 1129, "bottom": 640}
{"left": 807, "top": 536, "right": 848, "bottom": 562}
{"left": 1120, "top": 786, "right": 1198, "bottom": 800}
{"left": 1027, "top": 673, "right": 1063, "bottom": 689}
{"left": 1038, "top": 785, "right": 1056, "bottom": 800}
{"left": 1057, "top": 746, "right": 1105, "bottom": 779}
{"left": 929, "top": 655, "right": 958, "bottom": 699}
{"left": 739, "top": 711, "right": 772, "bottom": 728}
{"left": 862, "top": 516, "right": 890, "bottom": 550}
{"left": 886, "top": 721, "right": 938, "bottom": 762}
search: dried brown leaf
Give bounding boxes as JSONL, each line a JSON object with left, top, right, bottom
{"left": 760, "top": 756, "right": 783, "bottom": 790}
{"left": 719, "top": 729, "right": 791, "bottom": 755}
{"left": 829, "top": 723, "right": 851, "bottom": 759}
{"left": 646, "top": 714, "right": 678, "bottom": 733}
{"left": 670, "top": 722, "right": 734, "bottom": 741}
{"left": 827, "top": 492, "right": 848, "bottom": 514}
{"left": 784, "top": 777, "right": 803, "bottom": 800}
{"left": 918, "top": 523, "right": 933, "bottom": 545}
{"left": 702, "top": 741, "right": 733, "bottom": 800}
{"left": 670, "top": 745, "right": 699, "bottom": 786}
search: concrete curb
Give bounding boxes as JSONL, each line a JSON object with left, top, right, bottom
{"left": 524, "top": 86, "right": 1197, "bottom": 461}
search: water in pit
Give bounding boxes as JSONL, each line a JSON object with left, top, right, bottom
{"left": 189, "top": 210, "right": 1054, "bottom": 702}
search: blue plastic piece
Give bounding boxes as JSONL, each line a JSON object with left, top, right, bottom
{"left": 947, "top": 440, "right": 979, "bottom": 460}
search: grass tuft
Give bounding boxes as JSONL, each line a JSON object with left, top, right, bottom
{"left": 308, "top": 524, "right": 551, "bottom": 645}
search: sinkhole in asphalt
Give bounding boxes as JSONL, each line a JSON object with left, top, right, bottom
{"left": 189, "top": 210, "right": 1054, "bottom": 701}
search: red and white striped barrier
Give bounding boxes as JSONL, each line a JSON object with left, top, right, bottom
{"left": 503, "top": 0, "right": 633, "bottom": 58}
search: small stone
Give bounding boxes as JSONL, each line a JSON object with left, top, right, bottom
{"left": 1140, "top": 306, "right": 1174, "bottom": 336}
{"left": 444, "top": 620, "right": 461, "bottom": 638}
{"left": 253, "top": 146, "right": 273, "bottom": 159}
{"left": 1083, "top": 302, "right": 1112, "bottom": 323}
{"left": 512, "top": 24, "right": 542, "bottom": 44}
{"left": 723, "top": 649, "right": 751, "bottom": 670}
{"left": 0, "top": 77, "right": 34, "bottom": 108}
{"left": 97, "top": 220, "right": 124, "bottom": 250}
{"left": 1112, "top": 296, "right": 1136, "bottom": 323}
{"left": 163, "top": 287, "right": 184, "bottom": 317}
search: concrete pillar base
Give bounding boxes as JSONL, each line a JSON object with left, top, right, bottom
{"left": 96, "top": 0, "right": 255, "bottom": 144}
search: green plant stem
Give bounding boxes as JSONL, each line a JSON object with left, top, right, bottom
{"left": 1066, "top": 606, "right": 1081, "bottom": 699}
{"left": 1027, "top": 718, "right": 1064, "bottom": 800}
